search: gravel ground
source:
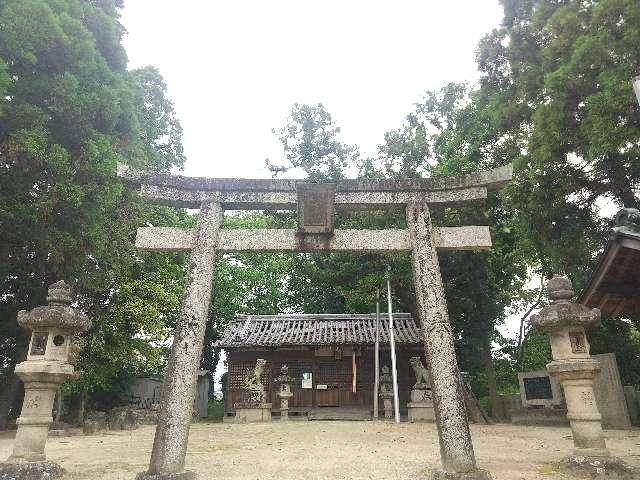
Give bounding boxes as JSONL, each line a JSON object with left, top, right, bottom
{"left": 1, "top": 422, "right": 639, "bottom": 479}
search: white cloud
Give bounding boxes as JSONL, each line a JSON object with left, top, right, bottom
{"left": 121, "top": 0, "right": 503, "bottom": 178}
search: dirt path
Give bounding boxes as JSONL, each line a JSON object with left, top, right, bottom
{"left": 1, "top": 422, "right": 639, "bottom": 479}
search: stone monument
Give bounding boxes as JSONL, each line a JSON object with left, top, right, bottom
{"left": 0, "top": 281, "right": 90, "bottom": 480}
{"left": 530, "top": 275, "right": 607, "bottom": 456}
{"left": 407, "top": 357, "right": 435, "bottom": 422}
{"left": 274, "top": 364, "right": 293, "bottom": 421}
{"left": 592, "top": 353, "right": 631, "bottom": 429}
{"left": 234, "top": 358, "right": 272, "bottom": 423}
{"left": 378, "top": 365, "right": 394, "bottom": 419}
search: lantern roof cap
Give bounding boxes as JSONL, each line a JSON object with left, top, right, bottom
{"left": 17, "top": 281, "right": 91, "bottom": 333}
{"left": 530, "top": 276, "right": 600, "bottom": 332}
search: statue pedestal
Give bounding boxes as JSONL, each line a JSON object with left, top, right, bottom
{"left": 234, "top": 403, "right": 272, "bottom": 423}
{"left": 407, "top": 387, "right": 435, "bottom": 422}
{"left": 278, "top": 391, "right": 293, "bottom": 421}
{"left": 380, "top": 395, "right": 394, "bottom": 419}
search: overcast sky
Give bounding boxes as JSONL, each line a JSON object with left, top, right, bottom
{"left": 121, "top": 1, "right": 504, "bottom": 179}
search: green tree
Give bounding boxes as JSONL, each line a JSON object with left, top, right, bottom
{"left": 268, "top": 103, "right": 359, "bottom": 180}
{"left": 0, "top": 0, "right": 186, "bottom": 420}
{"left": 475, "top": 0, "right": 640, "bottom": 281}
{"left": 470, "top": 0, "right": 640, "bottom": 385}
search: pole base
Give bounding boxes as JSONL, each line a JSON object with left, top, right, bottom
{"left": 563, "top": 455, "right": 637, "bottom": 479}
{"left": 0, "top": 460, "right": 65, "bottom": 479}
{"left": 572, "top": 447, "right": 610, "bottom": 458}
{"left": 135, "top": 470, "right": 196, "bottom": 480}
{"left": 431, "top": 469, "right": 492, "bottom": 480}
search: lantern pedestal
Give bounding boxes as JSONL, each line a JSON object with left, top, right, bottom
{"left": 547, "top": 359, "right": 608, "bottom": 457}
{"left": 9, "top": 364, "right": 75, "bottom": 464}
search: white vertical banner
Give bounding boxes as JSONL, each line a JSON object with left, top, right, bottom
{"left": 387, "top": 267, "right": 400, "bottom": 424}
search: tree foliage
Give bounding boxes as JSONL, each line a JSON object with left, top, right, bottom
{"left": 0, "top": 0, "right": 186, "bottom": 410}
{"left": 268, "top": 103, "right": 359, "bottom": 180}
{"left": 476, "top": 0, "right": 640, "bottom": 282}
{"left": 2, "top": 0, "right": 639, "bottom": 422}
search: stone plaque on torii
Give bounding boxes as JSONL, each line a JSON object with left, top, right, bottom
{"left": 119, "top": 163, "right": 512, "bottom": 480}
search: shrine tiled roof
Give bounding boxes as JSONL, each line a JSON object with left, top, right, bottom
{"left": 214, "top": 313, "right": 422, "bottom": 348}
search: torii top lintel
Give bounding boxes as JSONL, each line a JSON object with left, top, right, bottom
{"left": 117, "top": 164, "right": 512, "bottom": 210}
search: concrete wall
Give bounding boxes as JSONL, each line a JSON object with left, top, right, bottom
{"left": 494, "top": 394, "right": 521, "bottom": 422}
{"left": 623, "top": 386, "right": 639, "bottom": 427}
{"left": 592, "top": 353, "right": 631, "bottom": 429}
{"left": 128, "top": 373, "right": 210, "bottom": 418}
{"left": 195, "top": 374, "right": 210, "bottom": 418}
{"left": 129, "top": 378, "right": 163, "bottom": 409}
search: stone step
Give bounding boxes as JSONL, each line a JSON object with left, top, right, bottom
{"left": 307, "top": 408, "right": 372, "bottom": 421}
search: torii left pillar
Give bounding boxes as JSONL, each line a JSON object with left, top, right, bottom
{"left": 137, "top": 203, "right": 222, "bottom": 480}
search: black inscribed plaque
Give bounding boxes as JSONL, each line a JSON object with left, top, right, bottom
{"left": 302, "top": 189, "right": 328, "bottom": 226}
{"left": 523, "top": 376, "right": 553, "bottom": 400}
{"left": 296, "top": 183, "right": 335, "bottom": 234}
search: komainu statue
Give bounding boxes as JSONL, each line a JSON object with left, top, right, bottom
{"left": 407, "top": 356, "right": 435, "bottom": 422}
{"left": 409, "top": 356, "right": 430, "bottom": 389}
{"left": 243, "top": 358, "right": 266, "bottom": 403}
{"left": 615, "top": 207, "right": 640, "bottom": 232}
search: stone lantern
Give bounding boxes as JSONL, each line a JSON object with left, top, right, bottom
{"left": 274, "top": 364, "right": 294, "bottom": 421}
{"left": 379, "top": 365, "right": 394, "bottom": 419}
{"left": 0, "top": 281, "right": 90, "bottom": 479}
{"left": 529, "top": 275, "right": 608, "bottom": 457}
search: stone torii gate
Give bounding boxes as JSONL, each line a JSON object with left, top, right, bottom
{"left": 119, "top": 164, "right": 512, "bottom": 480}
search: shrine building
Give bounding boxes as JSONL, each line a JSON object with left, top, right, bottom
{"left": 215, "top": 313, "right": 424, "bottom": 418}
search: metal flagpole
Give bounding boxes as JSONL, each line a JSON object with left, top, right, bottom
{"left": 386, "top": 266, "right": 400, "bottom": 423}
{"left": 373, "top": 288, "right": 380, "bottom": 419}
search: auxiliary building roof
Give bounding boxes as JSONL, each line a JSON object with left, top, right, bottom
{"left": 580, "top": 221, "right": 640, "bottom": 318}
{"left": 214, "top": 313, "right": 422, "bottom": 348}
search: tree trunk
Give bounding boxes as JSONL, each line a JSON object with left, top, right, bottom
{"left": 54, "top": 387, "right": 63, "bottom": 424}
{"left": 481, "top": 336, "right": 498, "bottom": 420}
{"left": 68, "top": 389, "right": 87, "bottom": 426}
{"left": 0, "top": 373, "right": 20, "bottom": 430}
{"left": 78, "top": 389, "right": 86, "bottom": 424}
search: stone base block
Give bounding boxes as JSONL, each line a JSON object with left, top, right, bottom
{"left": 562, "top": 455, "right": 638, "bottom": 479}
{"left": 572, "top": 448, "right": 610, "bottom": 458}
{"left": 431, "top": 468, "right": 492, "bottom": 480}
{"left": 0, "top": 460, "right": 65, "bottom": 480}
{"left": 83, "top": 411, "right": 108, "bottom": 435}
{"left": 234, "top": 404, "right": 272, "bottom": 423}
{"left": 510, "top": 408, "right": 568, "bottom": 426}
{"left": 135, "top": 471, "right": 196, "bottom": 480}
{"left": 407, "top": 402, "right": 435, "bottom": 422}
{"left": 108, "top": 406, "right": 140, "bottom": 431}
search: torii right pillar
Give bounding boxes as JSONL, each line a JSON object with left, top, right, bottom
{"left": 407, "top": 203, "right": 491, "bottom": 480}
